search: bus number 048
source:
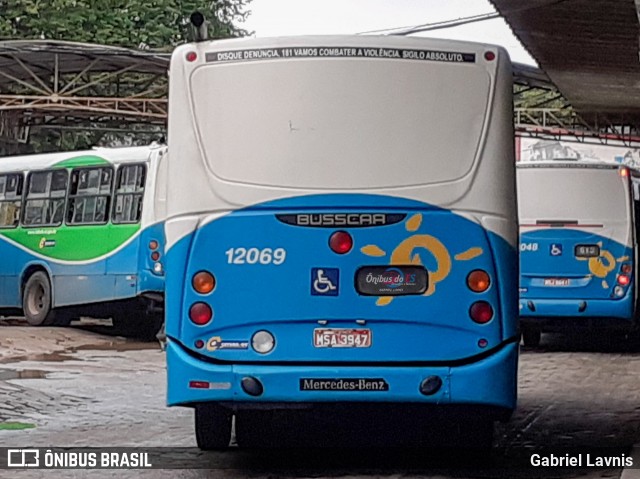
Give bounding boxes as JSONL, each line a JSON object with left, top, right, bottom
{"left": 225, "top": 247, "right": 286, "bottom": 265}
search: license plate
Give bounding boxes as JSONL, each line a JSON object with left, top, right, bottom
{"left": 313, "top": 328, "right": 371, "bottom": 348}
{"left": 544, "top": 278, "right": 570, "bottom": 286}
{"left": 355, "top": 265, "right": 427, "bottom": 296}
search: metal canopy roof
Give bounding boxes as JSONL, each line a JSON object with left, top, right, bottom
{"left": 0, "top": 40, "right": 168, "bottom": 85}
{"left": 489, "top": 0, "right": 640, "bottom": 125}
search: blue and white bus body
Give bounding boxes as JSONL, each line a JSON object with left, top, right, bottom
{"left": 0, "top": 144, "right": 167, "bottom": 335}
{"left": 518, "top": 162, "right": 636, "bottom": 344}
{"left": 166, "top": 36, "right": 518, "bottom": 447}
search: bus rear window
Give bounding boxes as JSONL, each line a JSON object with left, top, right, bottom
{"left": 112, "top": 164, "right": 146, "bottom": 224}
{"left": 518, "top": 167, "right": 629, "bottom": 224}
{"left": 190, "top": 59, "right": 490, "bottom": 189}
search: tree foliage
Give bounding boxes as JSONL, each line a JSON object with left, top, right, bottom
{"left": 0, "top": 0, "right": 251, "bottom": 48}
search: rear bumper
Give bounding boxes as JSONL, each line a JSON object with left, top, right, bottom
{"left": 166, "top": 339, "right": 518, "bottom": 413}
{"left": 519, "top": 293, "right": 633, "bottom": 320}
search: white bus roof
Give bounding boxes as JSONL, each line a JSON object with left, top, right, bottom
{"left": 0, "top": 144, "right": 165, "bottom": 173}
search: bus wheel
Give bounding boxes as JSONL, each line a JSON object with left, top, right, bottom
{"left": 22, "top": 272, "right": 55, "bottom": 326}
{"left": 194, "top": 404, "right": 232, "bottom": 450}
{"left": 521, "top": 327, "right": 541, "bottom": 348}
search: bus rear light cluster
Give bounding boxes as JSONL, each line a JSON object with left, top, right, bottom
{"left": 189, "top": 302, "right": 213, "bottom": 326}
{"left": 467, "top": 270, "right": 490, "bottom": 293}
{"left": 193, "top": 271, "right": 216, "bottom": 294}
{"left": 469, "top": 301, "right": 494, "bottom": 324}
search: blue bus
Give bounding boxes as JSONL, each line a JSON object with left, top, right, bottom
{"left": 166, "top": 36, "right": 518, "bottom": 448}
{"left": 0, "top": 145, "right": 167, "bottom": 339}
{"left": 518, "top": 162, "right": 636, "bottom": 347}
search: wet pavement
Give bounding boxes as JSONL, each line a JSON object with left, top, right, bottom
{"left": 1, "top": 317, "right": 640, "bottom": 478}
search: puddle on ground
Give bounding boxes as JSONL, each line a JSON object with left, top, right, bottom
{"left": 0, "top": 369, "right": 48, "bottom": 380}
{"left": 0, "top": 352, "right": 78, "bottom": 364}
{"left": 69, "top": 341, "right": 160, "bottom": 353}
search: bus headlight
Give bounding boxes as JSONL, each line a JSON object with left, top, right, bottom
{"left": 252, "top": 330, "right": 275, "bottom": 354}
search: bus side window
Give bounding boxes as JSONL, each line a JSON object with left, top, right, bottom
{"left": 67, "top": 166, "right": 114, "bottom": 225}
{"left": 0, "top": 173, "right": 23, "bottom": 228}
{"left": 22, "top": 169, "right": 68, "bottom": 227}
{"left": 112, "top": 164, "right": 146, "bottom": 224}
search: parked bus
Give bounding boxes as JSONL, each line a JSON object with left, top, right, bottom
{"left": 166, "top": 35, "right": 518, "bottom": 448}
{"left": 518, "top": 162, "right": 636, "bottom": 347}
{"left": 0, "top": 144, "right": 167, "bottom": 338}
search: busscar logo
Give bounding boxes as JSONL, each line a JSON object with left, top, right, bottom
{"left": 276, "top": 213, "right": 406, "bottom": 228}
{"left": 8, "top": 449, "right": 39, "bottom": 467}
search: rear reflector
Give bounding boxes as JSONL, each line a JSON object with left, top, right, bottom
{"left": 189, "top": 380, "right": 209, "bottom": 389}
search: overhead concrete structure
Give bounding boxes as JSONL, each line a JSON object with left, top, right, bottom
{"left": 490, "top": 0, "right": 640, "bottom": 129}
{"left": 0, "top": 40, "right": 169, "bottom": 153}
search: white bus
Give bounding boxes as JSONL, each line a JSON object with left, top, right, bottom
{"left": 0, "top": 144, "right": 167, "bottom": 339}
{"left": 166, "top": 35, "right": 518, "bottom": 448}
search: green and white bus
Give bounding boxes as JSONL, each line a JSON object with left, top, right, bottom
{"left": 0, "top": 144, "right": 167, "bottom": 338}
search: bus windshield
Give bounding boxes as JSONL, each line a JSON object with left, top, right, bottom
{"left": 518, "top": 166, "right": 630, "bottom": 224}
{"left": 190, "top": 58, "right": 490, "bottom": 189}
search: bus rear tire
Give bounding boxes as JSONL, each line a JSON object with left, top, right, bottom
{"left": 194, "top": 404, "right": 232, "bottom": 450}
{"left": 22, "top": 272, "right": 55, "bottom": 326}
{"left": 521, "top": 326, "right": 541, "bottom": 348}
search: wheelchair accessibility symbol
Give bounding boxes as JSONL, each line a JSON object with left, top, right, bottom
{"left": 311, "top": 268, "right": 339, "bottom": 296}
{"left": 550, "top": 243, "right": 563, "bottom": 256}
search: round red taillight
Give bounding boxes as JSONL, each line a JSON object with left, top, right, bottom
{"left": 149, "top": 240, "right": 159, "bottom": 250}
{"left": 186, "top": 51, "right": 198, "bottom": 62}
{"left": 194, "top": 339, "right": 205, "bottom": 349}
{"left": 189, "top": 302, "right": 213, "bottom": 325}
{"left": 329, "top": 231, "right": 353, "bottom": 254}
{"left": 618, "top": 275, "right": 631, "bottom": 286}
{"left": 621, "top": 264, "right": 632, "bottom": 274}
{"left": 484, "top": 51, "right": 496, "bottom": 61}
{"left": 469, "top": 301, "right": 494, "bottom": 324}
{"left": 151, "top": 251, "right": 161, "bottom": 261}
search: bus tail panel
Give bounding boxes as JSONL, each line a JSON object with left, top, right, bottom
{"left": 173, "top": 194, "right": 516, "bottom": 364}
{"left": 520, "top": 227, "right": 634, "bottom": 318}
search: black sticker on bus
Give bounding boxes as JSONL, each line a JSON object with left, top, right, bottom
{"left": 276, "top": 213, "right": 406, "bottom": 228}
{"left": 206, "top": 47, "right": 476, "bottom": 64}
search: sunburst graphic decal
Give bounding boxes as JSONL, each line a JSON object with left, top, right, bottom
{"left": 361, "top": 213, "right": 483, "bottom": 306}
